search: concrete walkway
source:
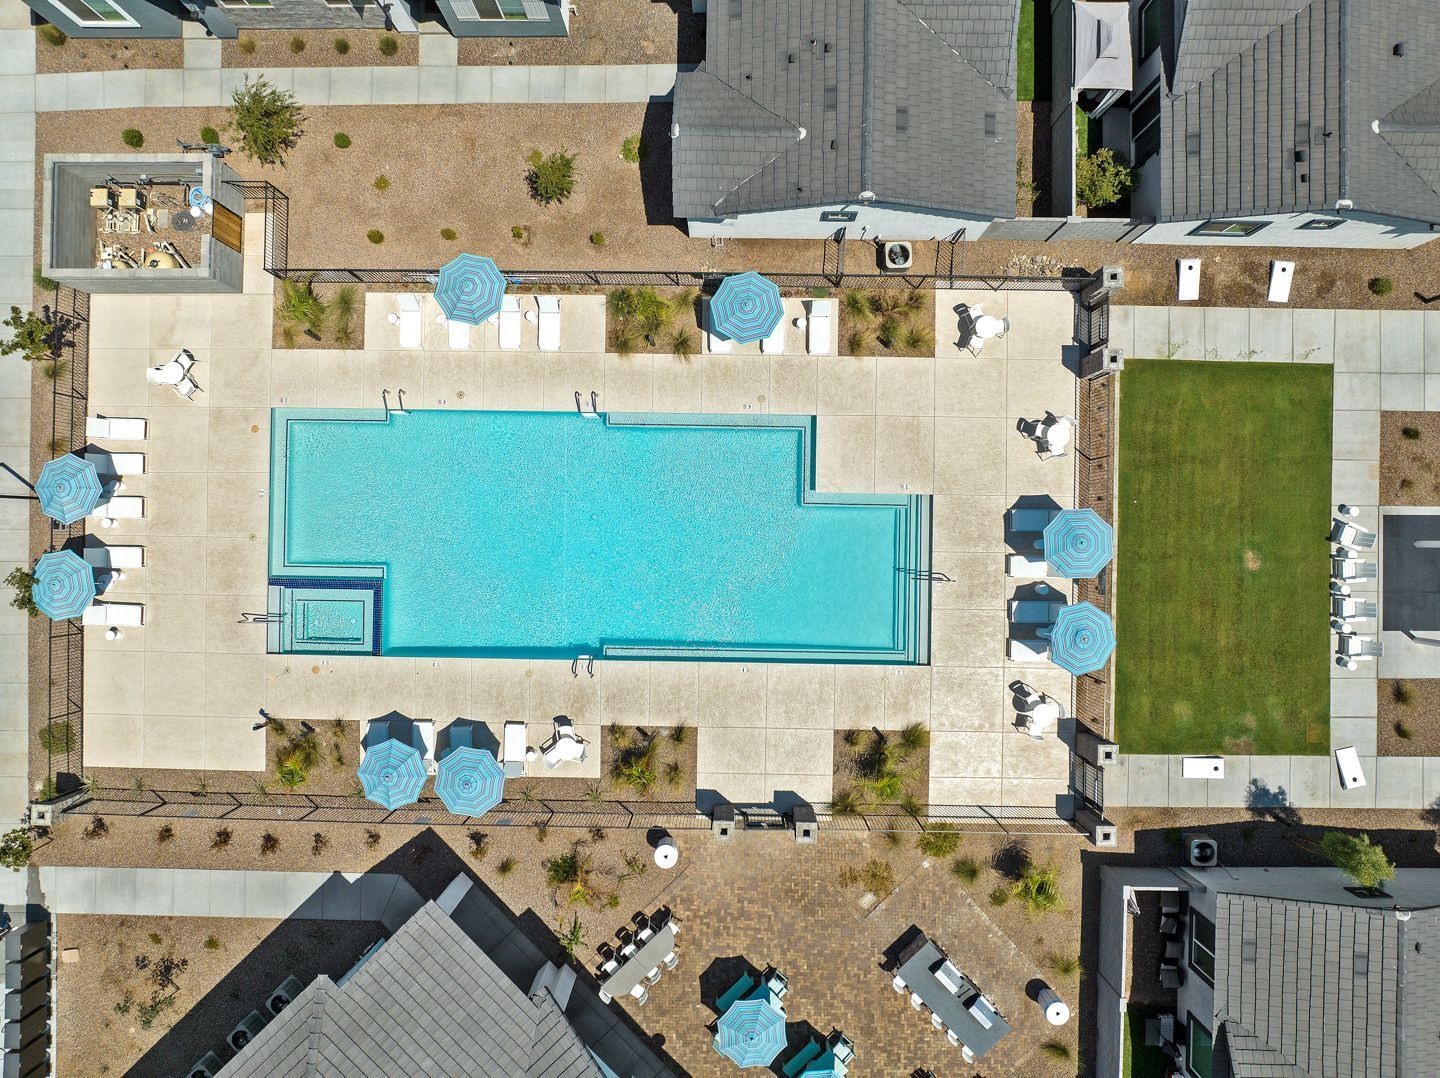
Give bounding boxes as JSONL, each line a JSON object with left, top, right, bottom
{"left": 0, "top": 0, "right": 37, "bottom": 905}
{"left": 36, "top": 866, "right": 422, "bottom": 929}
{"left": 1102, "top": 305, "right": 1426, "bottom": 810}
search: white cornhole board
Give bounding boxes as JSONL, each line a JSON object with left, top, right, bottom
{"left": 1182, "top": 756, "right": 1225, "bottom": 780}
{"left": 1267, "top": 260, "right": 1294, "bottom": 303}
{"left": 1177, "top": 259, "right": 1201, "bottom": 302}
{"left": 1335, "top": 745, "right": 1367, "bottom": 790}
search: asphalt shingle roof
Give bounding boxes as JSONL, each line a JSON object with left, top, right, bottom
{"left": 216, "top": 902, "right": 602, "bottom": 1078}
{"left": 672, "top": 0, "right": 1019, "bottom": 220}
{"left": 1159, "top": 0, "right": 1440, "bottom": 226}
{"left": 1211, "top": 894, "right": 1440, "bottom": 1078}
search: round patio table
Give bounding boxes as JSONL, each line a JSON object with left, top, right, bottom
{"left": 975, "top": 314, "right": 1005, "bottom": 339}
{"left": 153, "top": 360, "right": 185, "bottom": 385}
{"left": 654, "top": 839, "right": 678, "bottom": 869}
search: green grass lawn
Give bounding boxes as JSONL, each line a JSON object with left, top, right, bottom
{"left": 1016, "top": 0, "right": 1036, "bottom": 101}
{"left": 1115, "top": 361, "right": 1332, "bottom": 756}
{"left": 1124, "top": 1006, "right": 1175, "bottom": 1078}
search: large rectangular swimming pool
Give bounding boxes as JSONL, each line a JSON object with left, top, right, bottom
{"left": 268, "top": 409, "right": 930, "bottom": 662}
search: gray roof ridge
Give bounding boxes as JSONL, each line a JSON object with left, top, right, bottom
{"left": 681, "top": 65, "right": 804, "bottom": 214}
{"left": 1170, "top": 0, "right": 1325, "bottom": 96}
{"left": 1371, "top": 128, "right": 1440, "bottom": 206}
{"left": 892, "top": 0, "right": 1012, "bottom": 95}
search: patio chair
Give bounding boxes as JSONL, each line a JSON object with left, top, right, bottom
{"left": 1337, "top": 634, "right": 1383, "bottom": 660}
{"left": 891, "top": 974, "right": 907, "bottom": 994}
{"left": 630, "top": 983, "right": 649, "bottom": 1005}
{"left": 1332, "top": 596, "right": 1376, "bottom": 621}
{"left": 806, "top": 299, "right": 833, "bottom": 355}
{"left": 82, "top": 601, "right": 144, "bottom": 627}
{"left": 83, "top": 544, "right": 143, "bottom": 570}
{"left": 761, "top": 317, "right": 786, "bottom": 355}
{"left": 145, "top": 364, "right": 183, "bottom": 386}
{"left": 87, "top": 496, "right": 144, "bottom": 521}
{"left": 388, "top": 297, "right": 421, "bottom": 349}
{"left": 414, "top": 719, "right": 437, "bottom": 776}
{"left": 643, "top": 966, "right": 663, "bottom": 987}
{"left": 637, "top": 923, "right": 655, "bottom": 943}
{"left": 84, "top": 450, "right": 145, "bottom": 477}
{"left": 436, "top": 312, "right": 470, "bottom": 350}
{"left": 931, "top": 1013, "right": 944, "bottom": 1030}
{"left": 536, "top": 295, "right": 561, "bottom": 352}
{"left": 1007, "top": 636, "right": 1051, "bottom": 663}
{"left": 1177, "top": 258, "right": 1201, "bottom": 302}
{"left": 1006, "top": 554, "right": 1050, "bottom": 579}
{"left": 716, "top": 972, "right": 757, "bottom": 1013}
{"left": 502, "top": 720, "right": 528, "bottom": 778}
{"left": 662, "top": 949, "right": 679, "bottom": 971}
{"left": 909, "top": 991, "right": 924, "bottom": 1010}
{"left": 1007, "top": 507, "right": 1060, "bottom": 534}
{"left": 620, "top": 940, "right": 638, "bottom": 959}
{"left": 1008, "top": 599, "right": 1063, "bottom": 625}
{"left": 85, "top": 416, "right": 147, "bottom": 440}
{"left": 705, "top": 300, "right": 732, "bottom": 354}
{"left": 1159, "top": 962, "right": 1185, "bottom": 989}
{"left": 961, "top": 1044, "right": 976, "bottom": 1062}
{"left": 762, "top": 967, "right": 789, "bottom": 998}
{"left": 946, "top": 1029, "right": 961, "bottom": 1046}
{"left": 1267, "top": 260, "right": 1294, "bottom": 304}
{"left": 541, "top": 717, "right": 587, "bottom": 767}
{"left": 1331, "top": 555, "right": 1376, "bottom": 582}
{"left": 172, "top": 375, "right": 200, "bottom": 400}
{"left": 828, "top": 1032, "right": 855, "bottom": 1065}
{"left": 1329, "top": 520, "right": 1377, "bottom": 550}
{"left": 498, "top": 295, "right": 523, "bottom": 350}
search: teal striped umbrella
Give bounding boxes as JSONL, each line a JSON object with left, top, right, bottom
{"left": 357, "top": 738, "right": 426, "bottom": 810}
{"left": 1042, "top": 509, "right": 1113, "bottom": 579}
{"left": 715, "top": 996, "right": 786, "bottom": 1068}
{"left": 1044, "top": 601, "right": 1115, "bottom": 676}
{"left": 434, "top": 746, "right": 504, "bottom": 816}
{"left": 709, "top": 272, "right": 783, "bottom": 343}
{"left": 35, "top": 455, "right": 102, "bottom": 526}
{"left": 32, "top": 551, "right": 95, "bottom": 621}
{"left": 434, "top": 254, "right": 507, "bottom": 325}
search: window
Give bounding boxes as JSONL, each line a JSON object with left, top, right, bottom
{"left": 1192, "top": 218, "right": 1269, "bottom": 237}
{"left": 1130, "top": 79, "right": 1162, "bottom": 166}
{"left": 1298, "top": 217, "right": 1344, "bottom": 230}
{"left": 218, "top": 0, "right": 272, "bottom": 7}
{"left": 1187, "top": 1015, "right": 1214, "bottom": 1078}
{"left": 1189, "top": 910, "right": 1216, "bottom": 984}
{"left": 1139, "top": 0, "right": 1162, "bottom": 59}
{"left": 52, "top": 0, "right": 138, "bottom": 25}
{"left": 448, "top": 0, "right": 539, "bottom": 19}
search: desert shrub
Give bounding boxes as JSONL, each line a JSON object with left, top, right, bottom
{"left": 989, "top": 885, "right": 1010, "bottom": 907}
{"left": 33, "top": 265, "right": 58, "bottom": 292}
{"left": 373, "top": 175, "right": 389, "bottom": 191}
{"left": 1046, "top": 953, "right": 1082, "bottom": 976}
{"left": 260, "top": 832, "right": 280, "bottom": 855}
{"left": 1011, "top": 862, "right": 1064, "bottom": 916}
{"left": 830, "top": 789, "right": 861, "bottom": 817}
{"left": 237, "top": 36, "right": 257, "bottom": 55}
{"left": 333, "top": 36, "right": 350, "bottom": 55}
{"left": 526, "top": 148, "right": 578, "bottom": 204}
{"left": 204, "top": 936, "right": 220, "bottom": 950}
{"left": 211, "top": 828, "right": 232, "bottom": 849}
{"left": 1040, "top": 1040, "right": 1074, "bottom": 1063}
{"left": 1321, "top": 831, "right": 1396, "bottom": 890}
{"left": 838, "top": 858, "right": 896, "bottom": 899}
{"left": 512, "top": 224, "right": 528, "bottom": 240}
{"left": 275, "top": 276, "right": 327, "bottom": 346}
{"left": 37, "top": 24, "right": 67, "bottom": 47}
{"left": 497, "top": 855, "right": 517, "bottom": 876}
{"left": 330, "top": 285, "right": 359, "bottom": 346}
{"left": 333, "top": 132, "right": 351, "bottom": 149}
{"left": 228, "top": 76, "right": 305, "bottom": 165}
{"left": 311, "top": 832, "right": 329, "bottom": 856}
{"left": 275, "top": 729, "right": 321, "bottom": 788}
{"left": 121, "top": 128, "right": 144, "bottom": 148}
{"left": 377, "top": 34, "right": 399, "bottom": 56}
{"left": 951, "top": 857, "right": 980, "bottom": 883}
{"left": 83, "top": 815, "right": 108, "bottom": 839}
{"left": 156, "top": 825, "right": 174, "bottom": 845}
{"left": 38, "top": 721, "right": 73, "bottom": 753}
{"left": 200, "top": 126, "right": 220, "bottom": 144}
{"left": 916, "top": 822, "right": 962, "bottom": 858}
{"left": 468, "top": 831, "right": 491, "bottom": 860}
{"left": 621, "top": 134, "right": 645, "bottom": 163}
{"left": 1396, "top": 720, "right": 1414, "bottom": 739}
{"left": 365, "top": 829, "right": 381, "bottom": 848}
{"left": 147, "top": 932, "right": 162, "bottom": 945}
{"left": 590, "top": 231, "right": 605, "bottom": 246}
{"left": 440, "top": 227, "right": 457, "bottom": 241}
{"left": 367, "top": 230, "right": 384, "bottom": 245}
{"left": 1074, "top": 147, "right": 1134, "bottom": 208}
{"left": 1396, "top": 682, "right": 1416, "bottom": 706}
{"left": 1369, "top": 277, "right": 1394, "bottom": 296}
{"left": 1402, "top": 426, "right": 1421, "bottom": 440}
{"left": 0, "top": 830, "right": 32, "bottom": 870}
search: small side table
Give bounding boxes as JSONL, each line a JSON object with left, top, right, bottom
{"left": 654, "top": 839, "right": 678, "bottom": 869}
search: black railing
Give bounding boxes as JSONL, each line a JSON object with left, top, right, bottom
{"left": 59, "top": 787, "right": 1087, "bottom": 836}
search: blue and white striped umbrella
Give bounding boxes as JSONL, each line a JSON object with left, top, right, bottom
{"left": 715, "top": 997, "right": 787, "bottom": 1068}
{"left": 709, "top": 272, "right": 783, "bottom": 343}
{"left": 35, "top": 455, "right": 102, "bottom": 526}
{"left": 1046, "top": 601, "right": 1115, "bottom": 676}
{"left": 434, "top": 746, "right": 504, "bottom": 817}
{"left": 357, "top": 738, "right": 426, "bottom": 810}
{"left": 31, "top": 551, "right": 95, "bottom": 621}
{"left": 1042, "top": 508, "right": 1114, "bottom": 579}
{"left": 434, "top": 254, "right": 507, "bottom": 325}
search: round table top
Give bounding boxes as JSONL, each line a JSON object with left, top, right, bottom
{"left": 974, "top": 314, "right": 1005, "bottom": 338}
{"left": 1030, "top": 700, "right": 1062, "bottom": 723}
{"left": 654, "top": 841, "right": 678, "bottom": 868}
{"left": 154, "top": 360, "right": 185, "bottom": 383}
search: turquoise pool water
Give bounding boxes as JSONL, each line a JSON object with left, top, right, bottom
{"left": 269, "top": 409, "right": 930, "bottom": 662}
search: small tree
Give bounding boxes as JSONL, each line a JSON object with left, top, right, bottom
{"left": 1322, "top": 831, "right": 1396, "bottom": 891}
{"left": 227, "top": 76, "right": 305, "bottom": 165}
{"left": 526, "top": 148, "right": 578, "bottom": 205}
{"left": 1075, "top": 147, "right": 1134, "bottom": 209}
{"left": 5, "top": 568, "right": 38, "bottom": 618}
{"left": 0, "top": 829, "right": 32, "bottom": 870}
{"left": 1, "top": 307, "right": 53, "bottom": 364}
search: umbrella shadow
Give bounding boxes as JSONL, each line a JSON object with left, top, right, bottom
{"left": 700, "top": 955, "right": 759, "bottom": 1014}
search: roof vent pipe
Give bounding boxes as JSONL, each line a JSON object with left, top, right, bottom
{"left": 670, "top": 123, "right": 679, "bottom": 139}
{"left": 1336, "top": 199, "right": 1354, "bottom": 211}
{"left": 1394, "top": 42, "right": 1406, "bottom": 57}
{"left": 796, "top": 127, "right": 806, "bottom": 140}
{"left": 1396, "top": 908, "right": 1412, "bottom": 921}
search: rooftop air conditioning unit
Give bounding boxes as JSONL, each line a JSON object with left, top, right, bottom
{"left": 228, "top": 1009, "right": 269, "bottom": 1053}
{"left": 267, "top": 975, "right": 303, "bottom": 1017}
{"left": 188, "top": 1051, "right": 226, "bottom": 1078}
{"left": 1188, "top": 834, "right": 1219, "bottom": 868}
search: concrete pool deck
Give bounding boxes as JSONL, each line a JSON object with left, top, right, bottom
{"left": 79, "top": 226, "right": 1081, "bottom": 810}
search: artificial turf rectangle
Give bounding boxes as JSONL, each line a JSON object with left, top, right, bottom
{"left": 1114, "top": 360, "right": 1332, "bottom": 756}
{"left": 1016, "top": 0, "right": 1036, "bottom": 101}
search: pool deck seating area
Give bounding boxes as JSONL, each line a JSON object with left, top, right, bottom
{"left": 79, "top": 220, "right": 1081, "bottom": 810}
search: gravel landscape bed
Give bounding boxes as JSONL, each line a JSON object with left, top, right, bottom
{"left": 33, "top": 30, "right": 181, "bottom": 74}
{"left": 457, "top": 0, "right": 704, "bottom": 67}
{"left": 222, "top": 29, "right": 417, "bottom": 69}
{"left": 1379, "top": 410, "right": 1440, "bottom": 504}
{"left": 1378, "top": 679, "right": 1440, "bottom": 757}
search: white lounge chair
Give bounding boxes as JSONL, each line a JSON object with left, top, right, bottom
{"left": 1007, "top": 636, "right": 1051, "bottom": 663}
{"left": 761, "top": 318, "right": 786, "bottom": 355}
{"left": 1267, "top": 260, "right": 1294, "bottom": 304}
{"left": 1329, "top": 520, "right": 1376, "bottom": 550}
{"left": 1335, "top": 745, "right": 1367, "bottom": 790}
{"left": 414, "top": 719, "right": 437, "bottom": 776}
{"left": 1006, "top": 554, "right": 1049, "bottom": 579}
{"left": 704, "top": 300, "right": 732, "bottom": 355}
{"left": 82, "top": 601, "right": 144, "bottom": 627}
{"left": 806, "top": 299, "right": 833, "bottom": 355}
{"left": 389, "top": 294, "right": 422, "bottom": 349}
{"left": 502, "top": 720, "right": 527, "bottom": 778}
{"left": 436, "top": 313, "right": 470, "bottom": 350}
{"left": 84, "top": 450, "right": 145, "bottom": 476}
{"left": 1009, "top": 599, "right": 1063, "bottom": 624}
{"left": 1007, "top": 507, "right": 1060, "bottom": 534}
{"left": 498, "top": 295, "right": 522, "bottom": 350}
{"left": 87, "top": 496, "right": 144, "bottom": 521}
{"left": 1177, "top": 259, "right": 1201, "bottom": 302}
{"left": 86, "top": 416, "right": 147, "bottom": 440}
{"left": 536, "top": 295, "right": 561, "bottom": 352}
{"left": 1332, "top": 555, "right": 1376, "bottom": 582}
{"left": 83, "top": 544, "right": 143, "bottom": 570}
